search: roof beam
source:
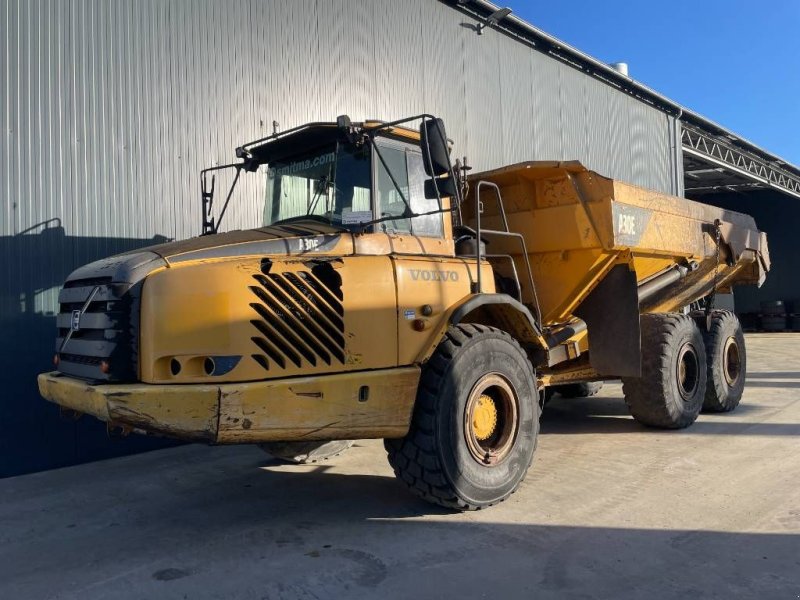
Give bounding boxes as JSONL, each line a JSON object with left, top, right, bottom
{"left": 682, "top": 125, "right": 800, "bottom": 200}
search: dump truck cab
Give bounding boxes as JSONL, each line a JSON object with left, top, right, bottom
{"left": 40, "top": 114, "right": 769, "bottom": 511}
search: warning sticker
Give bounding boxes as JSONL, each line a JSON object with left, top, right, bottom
{"left": 341, "top": 210, "right": 373, "bottom": 225}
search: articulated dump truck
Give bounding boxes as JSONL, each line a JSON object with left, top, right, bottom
{"left": 39, "top": 115, "right": 769, "bottom": 509}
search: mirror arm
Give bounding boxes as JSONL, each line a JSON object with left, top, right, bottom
{"left": 213, "top": 165, "right": 243, "bottom": 234}
{"left": 200, "top": 162, "right": 241, "bottom": 236}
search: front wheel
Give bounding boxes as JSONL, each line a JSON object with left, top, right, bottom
{"left": 385, "top": 324, "right": 539, "bottom": 510}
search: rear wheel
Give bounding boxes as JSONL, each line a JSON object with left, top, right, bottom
{"left": 622, "top": 313, "right": 707, "bottom": 429}
{"left": 258, "top": 440, "right": 354, "bottom": 464}
{"left": 702, "top": 310, "right": 746, "bottom": 412}
{"left": 385, "top": 324, "right": 538, "bottom": 510}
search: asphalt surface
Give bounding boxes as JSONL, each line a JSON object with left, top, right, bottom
{"left": 1, "top": 333, "right": 799, "bottom": 599}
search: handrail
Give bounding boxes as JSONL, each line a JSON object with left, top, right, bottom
{"left": 471, "top": 181, "right": 542, "bottom": 325}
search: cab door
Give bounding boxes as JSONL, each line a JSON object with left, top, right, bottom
{"left": 371, "top": 137, "right": 486, "bottom": 365}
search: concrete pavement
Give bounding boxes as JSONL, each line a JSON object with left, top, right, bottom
{"left": 1, "top": 333, "right": 798, "bottom": 599}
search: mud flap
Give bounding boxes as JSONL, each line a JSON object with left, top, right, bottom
{"left": 574, "top": 264, "right": 641, "bottom": 377}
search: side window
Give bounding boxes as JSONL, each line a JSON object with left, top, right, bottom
{"left": 407, "top": 152, "right": 443, "bottom": 238}
{"left": 375, "top": 142, "right": 444, "bottom": 238}
{"left": 375, "top": 145, "right": 412, "bottom": 233}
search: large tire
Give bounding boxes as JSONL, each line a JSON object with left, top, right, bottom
{"left": 385, "top": 324, "right": 538, "bottom": 510}
{"left": 554, "top": 381, "right": 604, "bottom": 398}
{"left": 622, "top": 313, "right": 707, "bottom": 429}
{"left": 258, "top": 440, "right": 354, "bottom": 464}
{"left": 702, "top": 310, "right": 746, "bottom": 412}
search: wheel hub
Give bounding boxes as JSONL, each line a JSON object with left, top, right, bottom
{"left": 722, "top": 336, "right": 741, "bottom": 386}
{"left": 472, "top": 395, "right": 498, "bottom": 441}
{"left": 676, "top": 342, "right": 700, "bottom": 400}
{"left": 464, "top": 374, "right": 519, "bottom": 466}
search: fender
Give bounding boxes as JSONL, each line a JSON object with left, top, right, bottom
{"left": 416, "top": 293, "right": 549, "bottom": 366}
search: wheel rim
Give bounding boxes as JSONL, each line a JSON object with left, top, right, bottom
{"left": 464, "top": 374, "right": 519, "bottom": 466}
{"left": 722, "top": 336, "right": 742, "bottom": 386}
{"left": 676, "top": 342, "right": 700, "bottom": 400}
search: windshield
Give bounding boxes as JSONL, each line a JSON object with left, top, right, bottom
{"left": 264, "top": 143, "right": 371, "bottom": 229}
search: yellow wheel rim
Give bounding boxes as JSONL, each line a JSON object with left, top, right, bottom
{"left": 464, "top": 374, "right": 520, "bottom": 466}
{"left": 472, "top": 394, "right": 498, "bottom": 441}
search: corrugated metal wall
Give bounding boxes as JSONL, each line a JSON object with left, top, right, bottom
{"left": 0, "top": 0, "right": 680, "bottom": 476}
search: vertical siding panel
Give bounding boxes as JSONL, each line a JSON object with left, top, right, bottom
{"left": 462, "top": 27, "right": 503, "bottom": 171}
{"left": 0, "top": 0, "right": 10, "bottom": 237}
{"left": 420, "top": 0, "right": 468, "bottom": 161}
{"left": 629, "top": 96, "right": 650, "bottom": 188}
{"left": 530, "top": 51, "right": 561, "bottom": 160}
{"left": 584, "top": 77, "right": 611, "bottom": 176}
{"left": 499, "top": 35, "right": 535, "bottom": 166}
{"left": 316, "top": 0, "right": 376, "bottom": 122}
{"left": 607, "top": 85, "right": 632, "bottom": 183}
{"left": 558, "top": 66, "right": 585, "bottom": 163}
{"left": 372, "top": 0, "right": 425, "bottom": 121}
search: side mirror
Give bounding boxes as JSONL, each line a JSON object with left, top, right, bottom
{"left": 420, "top": 118, "right": 450, "bottom": 177}
{"left": 424, "top": 177, "right": 458, "bottom": 200}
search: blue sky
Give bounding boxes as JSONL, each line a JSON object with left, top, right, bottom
{"left": 508, "top": 0, "right": 800, "bottom": 166}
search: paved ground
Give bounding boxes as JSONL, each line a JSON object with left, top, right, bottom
{"left": 1, "top": 334, "right": 799, "bottom": 599}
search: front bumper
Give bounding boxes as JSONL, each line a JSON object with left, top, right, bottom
{"left": 38, "top": 367, "right": 419, "bottom": 443}
{"left": 38, "top": 372, "right": 219, "bottom": 441}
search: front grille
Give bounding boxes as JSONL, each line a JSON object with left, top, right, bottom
{"left": 59, "top": 353, "right": 103, "bottom": 366}
{"left": 248, "top": 261, "right": 345, "bottom": 372}
{"left": 55, "top": 277, "right": 138, "bottom": 382}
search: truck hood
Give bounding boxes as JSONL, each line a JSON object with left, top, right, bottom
{"left": 66, "top": 222, "right": 350, "bottom": 285}
{"left": 126, "top": 222, "right": 350, "bottom": 264}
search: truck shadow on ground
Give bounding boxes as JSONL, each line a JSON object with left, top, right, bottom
{"left": 747, "top": 371, "right": 800, "bottom": 379}
{"left": 2, "top": 443, "right": 797, "bottom": 599}
{"left": 540, "top": 392, "right": 800, "bottom": 436}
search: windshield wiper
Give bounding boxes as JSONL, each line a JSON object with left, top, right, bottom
{"left": 307, "top": 174, "right": 332, "bottom": 217}
{"left": 357, "top": 205, "right": 455, "bottom": 232}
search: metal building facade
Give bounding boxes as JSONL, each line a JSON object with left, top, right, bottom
{"left": 0, "top": 0, "right": 681, "bottom": 476}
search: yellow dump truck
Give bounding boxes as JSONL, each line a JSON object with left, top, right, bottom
{"left": 39, "top": 115, "right": 769, "bottom": 509}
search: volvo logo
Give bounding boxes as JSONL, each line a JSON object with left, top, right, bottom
{"left": 71, "top": 310, "right": 82, "bottom": 332}
{"left": 409, "top": 269, "right": 459, "bottom": 282}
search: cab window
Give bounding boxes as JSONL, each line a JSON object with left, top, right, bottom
{"left": 374, "top": 140, "right": 444, "bottom": 237}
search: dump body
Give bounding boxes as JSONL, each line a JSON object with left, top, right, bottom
{"left": 466, "top": 161, "right": 769, "bottom": 320}
{"left": 464, "top": 161, "right": 769, "bottom": 378}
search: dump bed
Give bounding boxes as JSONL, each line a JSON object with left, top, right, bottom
{"left": 466, "top": 161, "right": 769, "bottom": 322}
{"left": 465, "top": 161, "right": 770, "bottom": 377}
